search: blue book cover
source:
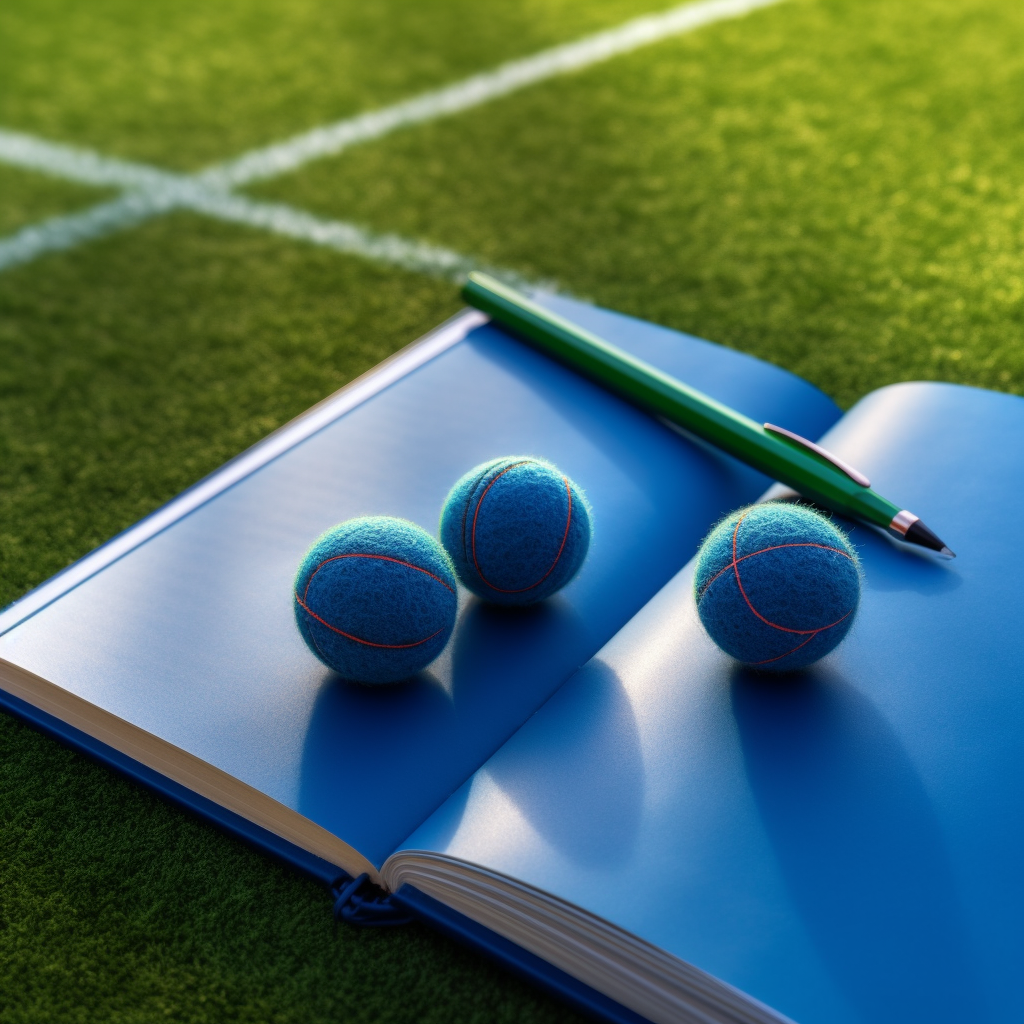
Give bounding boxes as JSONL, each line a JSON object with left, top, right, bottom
{"left": 0, "top": 298, "right": 1019, "bottom": 1024}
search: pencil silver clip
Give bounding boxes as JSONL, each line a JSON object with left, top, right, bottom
{"left": 763, "top": 424, "right": 871, "bottom": 488}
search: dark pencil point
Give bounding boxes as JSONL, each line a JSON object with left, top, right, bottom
{"left": 904, "top": 518, "right": 953, "bottom": 557}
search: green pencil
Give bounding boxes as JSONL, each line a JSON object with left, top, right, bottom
{"left": 462, "top": 272, "right": 954, "bottom": 557}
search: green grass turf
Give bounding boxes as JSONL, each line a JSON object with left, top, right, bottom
{"left": 0, "top": 215, "right": 461, "bottom": 606}
{"left": 253, "top": 0, "right": 1024, "bottom": 408}
{"left": 0, "top": 166, "right": 112, "bottom": 238}
{"left": 0, "top": 0, "right": 1022, "bottom": 1020}
{"left": 0, "top": 713, "right": 574, "bottom": 1024}
{"left": 0, "top": 0, "right": 665, "bottom": 169}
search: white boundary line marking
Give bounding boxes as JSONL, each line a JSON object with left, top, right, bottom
{"left": 0, "top": 0, "right": 784, "bottom": 279}
{"left": 201, "top": 0, "right": 784, "bottom": 189}
{"left": 184, "top": 190, "right": 543, "bottom": 288}
{"left": 0, "top": 134, "right": 526, "bottom": 280}
{"left": 0, "top": 189, "right": 526, "bottom": 288}
{"left": 0, "top": 174, "right": 542, "bottom": 286}
{"left": 0, "top": 129, "right": 175, "bottom": 190}
{"left": 0, "top": 194, "right": 163, "bottom": 272}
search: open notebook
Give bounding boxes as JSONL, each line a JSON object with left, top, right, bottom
{"left": 0, "top": 298, "right": 1020, "bottom": 1024}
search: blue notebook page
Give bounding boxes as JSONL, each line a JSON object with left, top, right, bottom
{"left": 0, "top": 298, "right": 839, "bottom": 873}
{"left": 390, "top": 381, "right": 1024, "bottom": 1024}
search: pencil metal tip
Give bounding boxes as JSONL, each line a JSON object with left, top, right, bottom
{"left": 890, "top": 512, "right": 953, "bottom": 557}
{"left": 902, "top": 517, "right": 953, "bottom": 557}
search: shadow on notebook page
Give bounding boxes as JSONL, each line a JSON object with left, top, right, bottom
{"left": 731, "top": 667, "right": 988, "bottom": 1024}
{"left": 297, "top": 594, "right": 598, "bottom": 866}
{"left": 299, "top": 668, "right": 458, "bottom": 865}
{"left": 447, "top": 597, "right": 596, "bottom": 711}
{"left": 485, "top": 659, "right": 645, "bottom": 869}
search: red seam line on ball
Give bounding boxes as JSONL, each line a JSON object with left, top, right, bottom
{"left": 470, "top": 464, "right": 573, "bottom": 594}
{"left": 728, "top": 511, "right": 853, "bottom": 635}
{"left": 303, "top": 553, "right": 455, "bottom": 604}
{"left": 460, "top": 464, "right": 501, "bottom": 571}
{"left": 307, "top": 625, "right": 332, "bottom": 663}
{"left": 295, "top": 593, "right": 446, "bottom": 649}
{"left": 298, "top": 552, "right": 453, "bottom": 649}
{"left": 699, "top": 541, "right": 853, "bottom": 598}
{"left": 751, "top": 633, "right": 818, "bottom": 665}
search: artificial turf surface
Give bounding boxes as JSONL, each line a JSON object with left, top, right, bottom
{"left": 0, "top": 0, "right": 1021, "bottom": 1021}
{"left": 0, "top": 166, "right": 111, "bottom": 239}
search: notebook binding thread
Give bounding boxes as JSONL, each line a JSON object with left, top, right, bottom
{"left": 330, "top": 872, "right": 413, "bottom": 927}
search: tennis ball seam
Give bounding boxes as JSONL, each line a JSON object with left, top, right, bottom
{"left": 441, "top": 456, "right": 591, "bottom": 606}
{"left": 695, "top": 505, "right": 858, "bottom": 667}
{"left": 458, "top": 458, "right": 526, "bottom": 573}
{"left": 698, "top": 541, "right": 854, "bottom": 624}
{"left": 728, "top": 508, "right": 855, "bottom": 635}
{"left": 470, "top": 461, "right": 574, "bottom": 594}
{"left": 296, "top": 551, "right": 455, "bottom": 649}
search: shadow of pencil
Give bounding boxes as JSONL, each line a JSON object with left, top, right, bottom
{"left": 850, "top": 521, "right": 963, "bottom": 595}
{"left": 731, "top": 667, "right": 987, "bottom": 1024}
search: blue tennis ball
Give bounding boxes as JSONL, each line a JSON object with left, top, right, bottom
{"left": 293, "top": 516, "right": 458, "bottom": 684}
{"left": 440, "top": 456, "right": 592, "bottom": 605}
{"left": 694, "top": 503, "right": 861, "bottom": 671}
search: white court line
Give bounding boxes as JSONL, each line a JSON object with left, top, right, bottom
{"left": 0, "top": 0, "right": 784, "bottom": 279}
{"left": 0, "top": 134, "right": 511, "bottom": 279}
{"left": 0, "top": 194, "right": 165, "bottom": 272}
{"left": 0, "top": 129, "right": 176, "bottom": 191}
{"left": 201, "top": 0, "right": 784, "bottom": 189}
{"left": 0, "top": 0, "right": 783, "bottom": 193}
{"left": 183, "top": 190, "right": 542, "bottom": 288}
{"left": 0, "top": 171, "right": 542, "bottom": 286}
{"left": 0, "top": 182, "right": 538, "bottom": 285}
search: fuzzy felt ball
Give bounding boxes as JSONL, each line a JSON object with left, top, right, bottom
{"left": 694, "top": 503, "right": 861, "bottom": 671}
{"left": 440, "top": 456, "right": 592, "bottom": 605}
{"left": 293, "top": 516, "right": 458, "bottom": 684}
